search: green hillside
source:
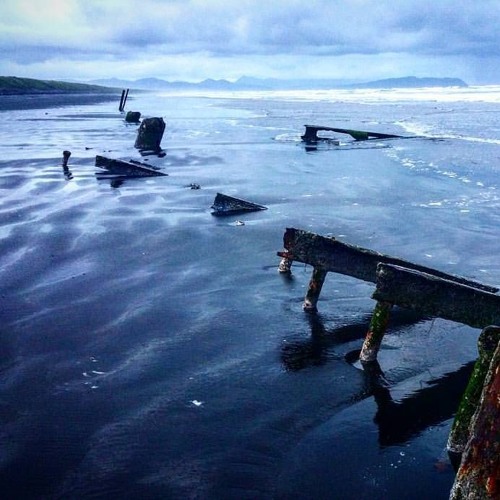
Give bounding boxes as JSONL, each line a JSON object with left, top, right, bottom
{"left": 0, "top": 76, "right": 118, "bottom": 95}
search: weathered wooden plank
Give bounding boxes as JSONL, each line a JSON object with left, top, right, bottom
{"left": 450, "top": 339, "right": 500, "bottom": 499}
{"left": 278, "top": 228, "right": 498, "bottom": 294}
{"left": 373, "top": 263, "right": 500, "bottom": 329}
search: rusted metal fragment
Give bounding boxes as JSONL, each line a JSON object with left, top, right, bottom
{"left": 211, "top": 193, "right": 267, "bottom": 216}
{"left": 359, "top": 301, "right": 393, "bottom": 362}
{"left": 95, "top": 155, "right": 167, "bottom": 177}
{"left": 450, "top": 339, "right": 500, "bottom": 499}
{"left": 134, "top": 117, "right": 165, "bottom": 152}
{"left": 448, "top": 326, "right": 500, "bottom": 457}
{"left": 373, "top": 263, "right": 500, "bottom": 329}
{"left": 277, "top": 228, "right": 498, "bottom": 293}
{"left": 302, "top": 125, "right": 405, "bottom": 142}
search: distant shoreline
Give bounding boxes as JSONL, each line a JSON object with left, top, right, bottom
{"left": 0, "top": 92, "right": 121, "bottom": 111}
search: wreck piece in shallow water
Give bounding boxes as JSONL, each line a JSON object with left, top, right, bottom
{"left": 301, "top": 124, "right": 406, "bottom": 142}
{"left": 134, "top": 117, "right": 166, "bottom": 152}
{"left": 211, "top": 193, "right": 267, "bottom": 216}
{"left": 95, "top": 155, "right": 167, "bottom": 177}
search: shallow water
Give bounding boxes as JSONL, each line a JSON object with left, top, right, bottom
{"left": 0, "top": 88, "right": 499, "bottom": 499}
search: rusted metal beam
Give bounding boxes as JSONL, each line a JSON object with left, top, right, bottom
{"left": 448, "top": 326, "right": 500, "bottom": 457}
{"left": 450, "top": 338, "right": 500, "bottom": 499}
{"left": 373, "top": 263, "right": 500, "bottom": 329}
{"left": 277, "top": 228, "right": 498, "bottom": 293}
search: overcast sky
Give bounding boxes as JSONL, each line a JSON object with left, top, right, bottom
{"left": 1, "top": 0, "right": 499, "bottom": 84}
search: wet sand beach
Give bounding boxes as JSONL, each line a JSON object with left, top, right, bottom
{"left": 0, "top": 88, "right": 498, "bottom": 498}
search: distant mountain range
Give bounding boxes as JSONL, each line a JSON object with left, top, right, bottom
{"left": 90, "top": 76, "right": 468, "bottom": 91}
{"left": 0, "top": 75, "right": 468, "bottom": 96}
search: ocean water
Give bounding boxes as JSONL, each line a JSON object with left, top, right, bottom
{"left": 0, "top": 86, "right": 499, "bottom": 499}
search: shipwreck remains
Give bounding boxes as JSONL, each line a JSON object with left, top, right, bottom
{"left": 277, "top": 227, "right": 496, "bottom": 310}
{"left": 211, "top": 193, "right": 267, "bottom": 216}
{"left": 301, "top": 125, "right": 405, "bottom": 142}
{"left": 277, "top": 227, "right": 499, "bottom": 361}
{"left": 95, "top": 155, "right": 167, "bottom": 177}
{"left": 277, "top": 227, "right": 499, "bottom": 498}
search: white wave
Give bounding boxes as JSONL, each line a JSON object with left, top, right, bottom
{"left": 395, "top": 120, "right": 500, "bottom": 144}
{"left": 162, "top": 85, "right": 500, "bottom": 105}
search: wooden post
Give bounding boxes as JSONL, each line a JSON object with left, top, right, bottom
{"left": 448, "top": 326, "right": 500, "bottom": 456}
{"left": 359, "top": 301, "right": 393, "bottom": 362}
{"left": 61, "top": 150, "right": 72, "bottom": 180}
{"left": 450, "top": 339, "right": 500, "bottom": 499}
{"left": 303, "top": 267, "right": 328, "bottom": 312}
{"left": 62, "top": 150, "right": 71, "bottom": 168}
{"left": 373, "top": 263, "right": 500, "bottom": 329}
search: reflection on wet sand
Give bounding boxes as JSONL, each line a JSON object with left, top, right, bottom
{"left": 281, "top": 310, "right": 473, "bottom": 456}
{"left": 281, "top": 308, "right": 426, "bottom": 371}
{"left": 361, "top": 359, "right": 474, "bottom": 449}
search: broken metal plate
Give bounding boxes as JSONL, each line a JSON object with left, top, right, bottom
{"left": 211, "top": 193, "right": 268, "bottom": 216}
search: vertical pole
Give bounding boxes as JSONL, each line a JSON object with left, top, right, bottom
{"left": 359, "top": 301, "right": 393, "bottom": 362}
{"left": 303, "top": 267, "right": 327, "bottom": 312}
{"left": 62, "top": 150, "right": 71, "bottom": 168}
{"left": 119, "top": 89, "right": 125, "bottom": 111}
{"left": 447, "top": 326, "right": 500, "bottom": 457}
{"left": 123, "top": 88, "right": 129, "bottom": 110}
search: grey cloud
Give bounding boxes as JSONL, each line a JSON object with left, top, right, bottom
{"left": 1, "top": 0, "right": 499, "bottom": 83}
{"left": 94, "top": 0, "right": 499, "bottom": 60}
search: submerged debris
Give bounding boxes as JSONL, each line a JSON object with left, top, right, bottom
{"left": 95, "top": 155, "right": 167, "bottom": 177}
{"left": 302, "top": 125, "right": 406, "bottom": 142}
{"left": 211, "top": 193, "right": 268, "bottom": 216}
{"left": 61, "top": 150, "right": 73, "bottom": 180}
{"left": 125, "top": 111, "right": 141, "bottom": 123}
